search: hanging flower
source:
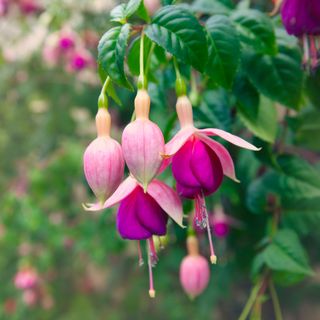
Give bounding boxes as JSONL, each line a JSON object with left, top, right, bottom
{"left": 14, "top": 267, "right": 38, "bottom": 290}
{"left": 121, "top": 90, "right": 165, "bottom": 190}
{"left": 101, "top": 175, "right": 184, "bottom": 297}
{"left": 180, "top": 235, "right": 210, "bottom": 299}
{"left": 280, "top": 0, "right": 320, "bottom": 69}
{"left": 83, "top": 108, "right": 124, "bottom": 211}
{"left": 164, "top": 95, "right": 259, "bottom": 263}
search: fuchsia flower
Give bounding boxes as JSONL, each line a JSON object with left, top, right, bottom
{"left": 165, "top": 96, "right": 259, "bottom": 263}
{"left": 18, "top": 0, "right": 41, "bottom": 14}
{"left": 102, "top": 175, "right": 184, "bottom": 297}
{"left": 68, "top": 50, "right": 94, "bottom": 71}
{"left": 83, "top": 108, "right": 124, "bottom": 210}
{"left": 14, "top": 268, "right": 38, "bottom": 290}
{"left": 180, "top": 236, "right": 210, "bottom": 298}
{"left": 0, "top": 0, "right": 8, "bottom": 16}
{"left": 122, "top": 90, "right": 165, "bottom": 190}
{"left": 58, "top": 30, "right": 76, "bottom": 51}
{"left": 281, "top": 0, "right": 320, "bottom": 69}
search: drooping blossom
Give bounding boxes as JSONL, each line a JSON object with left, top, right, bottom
{"left": 14, "top": 268, "right": 38, "bottom": 290}
{"left": 0, "top": 0, "right": 8, "bottom": 16}
{"left": 18, "top": 0, "right": 41, "bottom": 15}
{"left": 180, "top": 235, "right": 210, "bottom": 298}
{"left": 164, "top": 95, "right": 259, "bottom": 263}
{"left": 122, "top": 89, "right": 165, "bottom": 190}
{"left": 101, "top": 175, "right": 184, "bottom": 297}
{"left": 68, "top": 49, "right": 95, "bottom": 72}
{"left": 22, "top": 289, "right": 37, "bottom": 306}
{"left": 144, "top": 0, "right": 161, "bottom": 16}
{"left": 280, "top": 0, "right": 320, "bottom": 69}
{"left": 58, "top": 29, "right": 76, "bottom": 51}
{"left": 83, "top": 108, "right": 124, "bottom": 210}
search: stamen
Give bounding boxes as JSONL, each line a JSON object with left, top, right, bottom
{"left": 137, "top": 241, "right": 144, "bottom": 267}
{"left": 158, "top": 236, "right": 164, "bottom": 250}
{"left": 302, "top": 34, "right": 310, "bottom": 70}
{"left": 194, "top": 192, "right": 217, "bottom": 264}
{"left": 149, "top": 237, "right": 158, "bottom": 267}
{"left": 147, "top": 238, "right": 156, "bottom": 298}
{"left": 310, "top": 36, "right": 319, "bottom": 70}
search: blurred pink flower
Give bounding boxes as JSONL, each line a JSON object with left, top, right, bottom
{"left": 22, "top": 289, "right": 37, "bottom": 306}
{"left": 0, "top": 0, "right": 8, "bottom": 16}
{"left": 14, "top": 268, "right": 38, "bottom": 290}
{"left": 18, "top": 0, "right": 41, "bottom": 14}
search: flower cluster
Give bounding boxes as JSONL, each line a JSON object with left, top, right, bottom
{"left": 83, "top": 80, "right": 259, "bottom": 297}
{"left": 278, "top": 0, "right": 320, "bottom": 70}
{"left": 42, "top": 27, "right": 96, "bottom": 73}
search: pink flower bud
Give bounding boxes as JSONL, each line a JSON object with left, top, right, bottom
{"left": 180, "top": 236, "right": 210, "bottom": 298}
{"left": 22, "top": 289, "right": 37, "bottom": 306}
{"left": 58, "top": 30, "right": 76, "bottom": 51}
{"left": 144, "top": 0, "right": 161, "bottom": 16}
{"left": 83, "top": 108, "right": 124, "bottom": 210}
{"left": 121, "top": 90, "right": 165, "bottom": 189}
{"left": 14, "top": 268, "right": 38, "bottom": 290}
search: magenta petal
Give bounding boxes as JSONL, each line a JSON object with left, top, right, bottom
{"left": 136, "top": 189, "right": 167, "bottom": 236}
{"left": 103, "top": 176, "right": 138, "bottom": 209}
{"left": 199, "top": 134, "right": 239, "bottom": 182}
{"left": 190, "top": 140, "right": 223, "bottom": 195}
{"left": 172, "top": 139, "right": 202, "bottom": 189}
{"left": 116, "top": 189, "right": 152, "bottom": 240}
{"left": 176, "top": 182, "right": 201, "bottom": 199}
{"left": 147, "top": 179, "right": 184, "bottom": 227}
{"left": 198, "top": 128, "right": 260, "bottom": 151}
{"left": 164, "top": 127, "right": 195, "bottom": 157}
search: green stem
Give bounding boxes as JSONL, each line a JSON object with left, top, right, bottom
{"left": 138, "top": 30, "right": 147, "bottom": 89}
{"left": 238, "top": 280, "right": 263, "bottom": 320}
{"left": 269, "top": 280, "right": 283, "bottom": 320}
{"left": 173, "top": 57, "right": 181, "bottom": 79}
{"left": 145, "top": 42, "right": 155, "bottom": 76}
{"left": 98, "top": 76, "right": 111, "bottom": 109}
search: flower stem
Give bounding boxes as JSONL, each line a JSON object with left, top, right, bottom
{"left": 138, "top": 30, "right": 147, "bottom": 89}
{"left": 269, "top": 280, "right": 283, "bottom": 320}
{"left": 238, "top": 280, "right": 263, "bottom": 320}
{"left": 173, "top": 57, "right": 186, "bottom": 97}
{"left": 145, "top": 42, "right": 155, "bottom": 76}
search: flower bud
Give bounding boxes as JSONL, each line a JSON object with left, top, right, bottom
{"left": 180, "top": 236, "right": 210, "bottom": 298}
{"left": 121, "top": 90, "right": 165, "bottom": 190}
{"left": 14, "top": 268, "right": 38, "bottom": 290}
{"left": 83, "top": 108, "right": 124, "bottom": 210}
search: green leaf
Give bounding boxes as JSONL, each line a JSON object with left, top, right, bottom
{"left": 244, "top": 42, "right": 303, "bottom": 109}
{"left": 205, "top": 15, "right": 241, "bottom": 88}
{"left": 231, "top": 9, "right": 276, "bottom": 55}
{"left": 111, "top": 0, "right": 149, "bottom": 23}
{"left": 145, "top": 5, "right": 208, "bottom": 72}
{"left": 306, "top": 68, "right": 320, "bottom": 109}
{"left": 238, "top": 95, "right": 278, "bottom": 143}
{"left": 264, "top": 230, "right": 313, "bottom": 276}
{"left": 191, "top": 0, "right": 234, "bottom": 15}
{"left": 98, "top": 24, "right": 133, "bottom": 90}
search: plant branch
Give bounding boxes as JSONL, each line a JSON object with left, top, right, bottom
{"left": 269, "top": 280, "right": 283, "bottom": 320}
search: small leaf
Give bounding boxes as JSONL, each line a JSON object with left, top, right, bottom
{"left": 98, "top": 24, "right": 133, "bottom": 90}
{"left": 145, "top": 5, "right": 208, "bottom": 72}
{"left": 244, "top": 42, "right": 303, "bottom": 109}
{"left": 238, "top": 95, "right": 278, "bottom": 143}
{"left": 232, "top": 9, "right": 276, "bottom": 55}
{"left": 191, "top": 0, "right": 233, "bottom": 15}
{"left": 205, "top": 15, "right": 241, "bottom": 88}
{"left": 263, "top": 229, "right": 313, "bottom": 276}
{"left": 111, "top": 0, "right": 149, "bottom": 23}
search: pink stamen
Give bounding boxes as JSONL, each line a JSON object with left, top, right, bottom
{"left": 310, "top": 36, "right": 319, "bottom": 70}
{"left": 147, "top": 238, "right": 156, "bottom": 298}
{"left": 194, "top": 193, "right": 217, "bottom": 264}
{"left": 137, "top": 241, "right": 144, "bottom": 266}
{"left": 302, "top": 34, "right": 310, "bottom": 68}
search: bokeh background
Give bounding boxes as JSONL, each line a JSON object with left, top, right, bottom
{"left": 1, "top": 0, "right": 320, "bottom": 319}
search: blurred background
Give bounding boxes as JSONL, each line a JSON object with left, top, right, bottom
{"left": 1, "top": 0, "right": 320, "bottom": 319}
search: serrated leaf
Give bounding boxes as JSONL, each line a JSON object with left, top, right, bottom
{"left": 244, "top": 42, "right": 303, "bottom": 109}
{"left": 191, "top": 0, "right": 233, "bottom": 15}
{"left": 232, "top": 9, "right": 276, "bottom": 55}
{"left": 238, "top": 95, "right": 278, "bottom": 143}
{"left": 98, "top": 24, "right": 133, "bottom": 90}
{"left": 264, "top": 229, "right": 313, "bottom": 276}
{"left": 145, "top": 5, "right": 208, "bottom": 72}
{"left": 205, "top": 15, "right": 241, "bottom": 88}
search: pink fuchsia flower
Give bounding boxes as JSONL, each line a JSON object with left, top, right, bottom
{"left": 280, "top": 0, "right": 320, "bottom": 69}
{"left": 68, "top": 49, "right": 94, "bottom": 71}
{"left": 165, "top": 96, "right": 259, "bottom": 263}
{"left": 0, "top": 0, "right": 9, "bottom": 16}
{"left": 122, "top": 90, "right": 165, "bottom": 190}
{"left": 143, "top": 0, "right": 161, "bottom": 16}
{"left": 14, "top": 268, "right": 38, "bottom": 290}
{"left": 18, "top": 0, "right": 41, "bottom": 15}
{"left": 22, "top": 289, "right": 37, "bottom": 307}
{"left": 83, "top": 108, "right": 124, "bottom": 211}
{"left": 102, "top": 175, "right": 184, "bottom": 297}
{"left": 58, "top": 29, "right": 76, "bottom": 51}
{"left": 180, "top": 236, "right": 210, "bottom": 299}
